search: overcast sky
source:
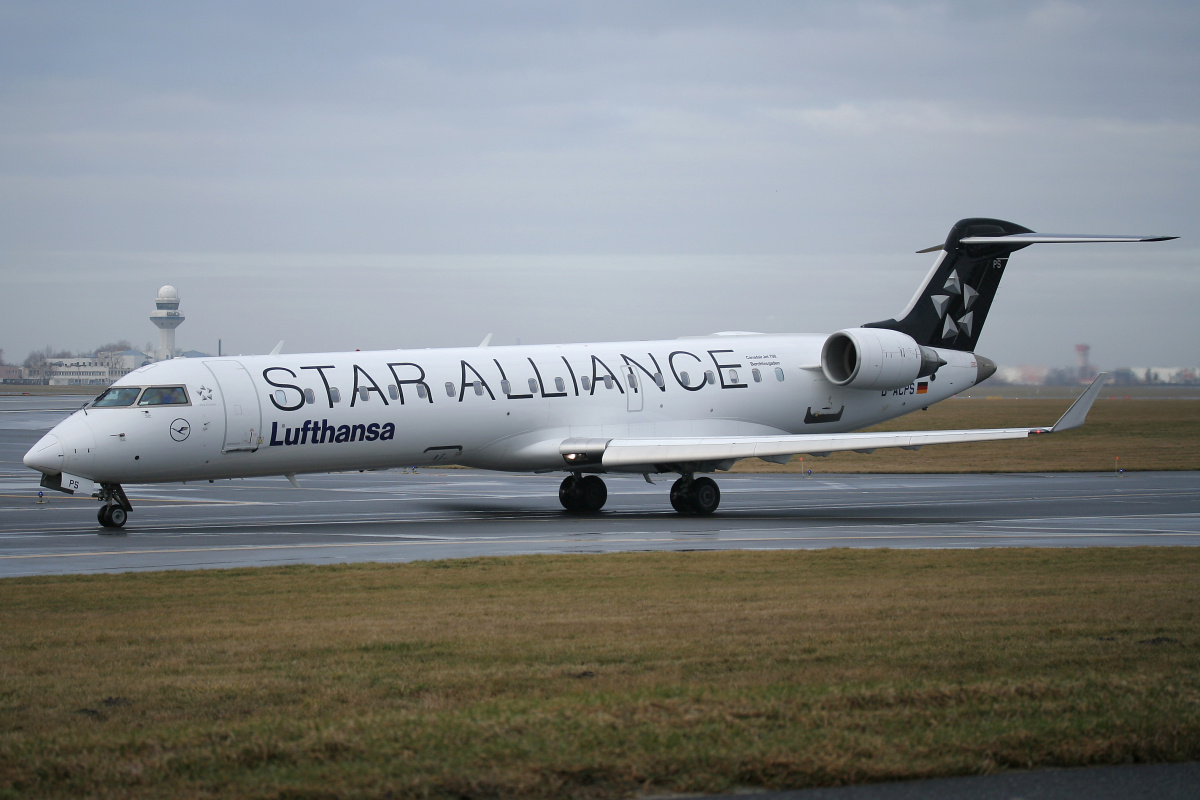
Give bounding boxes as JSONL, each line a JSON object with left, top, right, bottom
{"left": 1, "top": 1, "right": 1196, "bottom": 368}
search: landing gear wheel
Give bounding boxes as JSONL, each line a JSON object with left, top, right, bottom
{"left": 559, "top": 476, "right": 583, "bottom": 512}
{"left": 688, "top": 477, "right": 720, "bottom": 515}
{"left": 559, "top": 475, "right": 607, "bottom": 513}
{"left": 578, "top": 475, "right": 607, "bottom": 512}
{"left": 670, "top": 478, "right": 694, "bottom": 514}
{"left": 95, "top": 483, "right": 131, "bottom": 532}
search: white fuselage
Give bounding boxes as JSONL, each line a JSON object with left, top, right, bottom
{"left": 37, "top": 332, "right": 984, "bottom": 486}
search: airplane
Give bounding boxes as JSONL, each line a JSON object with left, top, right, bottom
{"left": 23, "top": 218, "right": 1175, "bottom": 530}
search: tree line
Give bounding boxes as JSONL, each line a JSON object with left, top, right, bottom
{"left": 3, "top": 341, "right": 149, "bottom": 368}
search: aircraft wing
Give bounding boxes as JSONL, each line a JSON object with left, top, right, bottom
{"left": 563, "top": 374, "right": 1109, "bottom": 471}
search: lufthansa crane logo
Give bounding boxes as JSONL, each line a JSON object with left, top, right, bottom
{"left": 170, "top": 418, "right": 191, "bottom": 442}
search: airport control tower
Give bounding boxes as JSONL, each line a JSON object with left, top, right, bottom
{"left": 150, "top": 285, "right": 185, "bottom": 361}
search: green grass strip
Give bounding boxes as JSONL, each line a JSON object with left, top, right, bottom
{"left": 2, "top": 548, "right": 1198, "bottom": 798}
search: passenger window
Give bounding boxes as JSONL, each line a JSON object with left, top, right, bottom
{"left": 388, "top": 385, "right": 399, "bottom": 401}
{"left": 138, "top": 386, "right": 189, "bottom": 405}
{"left": 603, "top": 375, "right": 613, "bottom": 389}
{"left": 555, "top": 377, "right": 565, "bottom": 392}
{"left": 416, "top": 384, "right": 428, "bottom": 399}
{"left": 92, "top": 387, "right": 141, "bottom": 407}
{"left": 752, "top": 368, "right": 761, "bottom": 383}
{"left": 655, "top": 373, "right": 665, "bottom": 388}
{"left": 528, "top": 378, "right": 538, "bottom": 393}
{"left": 445, "top": 382, "right": 455, "bottom": 398}
{"left": 358, "top": 387, "right": 370, "bottom": 402}
{"left": 330, "top": 387, "right": 342, "bottom": 403}
{"left": 581, "top": 376, "right": 591, "bottom": 391}
{"left": 775, "top": 367, "right": 785, "bottom": 382}
{"left": 274, "top": 389, "right": 287, "bottom": 405}
{"left": 728, "top": 370, "right": 738, "bottom": 383}
{"left": 304, "top": 388, "right": 316, "bottom": 404}
{"left": 628, "top": 374, "right": 637, "bottom": 390}
{"left": 705, "top": 371, "right": 715, "bottom": 385}
{"left": 501, "top": 379, "right": 511, "bottom": 395}
{"left": 473, "top": 381, "right": 483, "bottom": 396}
{"left": 680, "top": 372, "right": 691, "bottom": 387}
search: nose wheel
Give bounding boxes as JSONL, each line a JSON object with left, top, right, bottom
{"left": 96, "top": 483, "right": 132, "bottom": 531}
{"left": 98, "top": 505, "right": 128, "bottom": 528}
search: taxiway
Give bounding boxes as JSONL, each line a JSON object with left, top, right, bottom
{"left": 2, "top": 396, "right": 1198, "bottom": 577}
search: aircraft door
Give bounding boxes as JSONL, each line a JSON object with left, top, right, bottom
{"left": 205, "top": 360, "right": 262, "bottom": 452}
{"left": 624, "top": 366, "right": 643, "bottom": 412}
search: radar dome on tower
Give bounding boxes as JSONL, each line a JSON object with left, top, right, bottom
{"left": 155, "top": 285, "right": 180, "bottom": 310}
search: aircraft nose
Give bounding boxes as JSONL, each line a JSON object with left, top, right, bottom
{"left": 24, "top": 433, "right": 64, "bottom": 475}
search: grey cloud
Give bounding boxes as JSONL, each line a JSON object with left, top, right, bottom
{"left": 1, "top": 1, "right": 1196, "bottom": 368}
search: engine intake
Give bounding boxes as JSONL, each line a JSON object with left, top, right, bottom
{"left": 821, "top": 328, "right": 944, "bottom": 390}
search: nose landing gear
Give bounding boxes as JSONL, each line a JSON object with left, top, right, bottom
{"left": 96, "top": 484, "right": 132, "bottom": 531}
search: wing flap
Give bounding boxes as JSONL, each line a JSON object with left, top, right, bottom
{"left": 600, "top": 427, "right": 1034, "bottom": 468}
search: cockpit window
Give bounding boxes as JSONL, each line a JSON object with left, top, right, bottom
{"left": 137, "top": 386, "right": 190, "bottom": 406}
{"left": 92, "top": 387, "right": 142, "bottom": 407}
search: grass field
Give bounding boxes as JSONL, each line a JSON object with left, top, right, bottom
{"left": 731, "top": 398, "right": 1200, "bottom": 473}
{"left": 2, "top": 549, "right": 1198, "bottom": 799}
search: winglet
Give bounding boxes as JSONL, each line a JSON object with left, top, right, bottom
{"left": 1047, "top": 373, "right": 1109, "bottom": 433}
{"left": 479, "top": 333, "right": 493, "bottom": 348}
{"left": 270, "top": 341, "right": 284, "bottom": 356}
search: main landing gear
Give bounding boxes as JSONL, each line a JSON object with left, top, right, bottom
{"left": 669, "top": 475, "right": 721, "bottom": 515}
{"left": 96, "top": 483, "right": 132, "bottom": 531}
{"left": 559, "top": 474, "right": 608, "bottom": 513}
{"left": 558, "top": 473, "right": 721, "bottom": 515}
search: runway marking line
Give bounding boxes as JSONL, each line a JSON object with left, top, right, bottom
{"left": 5, "top": 507, "right": 1199, "bottom": 539}
{"left": 3, "top": 530, "right": 1198, "bottom": 561}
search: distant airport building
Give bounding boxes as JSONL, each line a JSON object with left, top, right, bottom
{"left": 2, "top": 284, "right": 215, "bottom": 386}
{"left": 993, "top": 363, "right": 1199, "bottom": 386}
{"left": 151, "top": 284, "right": 185, "bottom": 362}
{"left": 1119, "top": 367, "right": 1199, "bottom": 384}
{"left": 29, "top": 350, "right": 151, "bottom": 386}
{"left": 994, "top": 365, "right": 1051, "bottom": 385}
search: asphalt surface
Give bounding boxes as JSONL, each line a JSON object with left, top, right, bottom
{"left": 3, "top": 395, "right": 1198, "bottom": 798}
{"left": 697, "top": 761, "right": 1200, "bottom": 800}
{"left": 2, "top": 396, "right": 1199, "bottom": 578}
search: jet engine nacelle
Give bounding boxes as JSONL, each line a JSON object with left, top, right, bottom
{"left": 821, "top": 328, "right": 944, "bottom": 390}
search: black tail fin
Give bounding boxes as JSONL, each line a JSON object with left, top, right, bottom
{"left": 863, "top": 218, "right": 1033, "bottom": 352}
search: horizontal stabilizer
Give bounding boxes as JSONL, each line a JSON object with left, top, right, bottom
{"left": 959, "top": 233, "right": 1177, "bottom": 245}
{"left": 917, "top": 232, "right": 1176, "bottom": 253}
